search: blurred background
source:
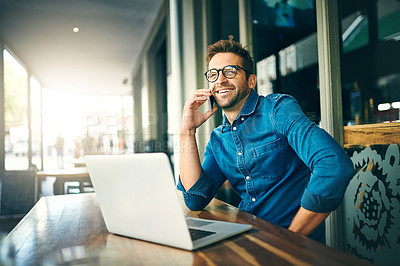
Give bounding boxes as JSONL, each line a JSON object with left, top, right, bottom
{"left": 0, "top": 1, "right": 399, "bottom": 264}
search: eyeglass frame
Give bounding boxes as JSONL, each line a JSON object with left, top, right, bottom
{"left": 204, "top": 65, "right": 252, "bottom": 83}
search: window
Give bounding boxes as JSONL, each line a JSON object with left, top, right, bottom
{"left": 252, "top": 0, "right": 319, "bottom": 123}
{"left": 341, "top": 0, "right": 400, "bottom": 125}
{"left": 30, "top": 77, "right": 42, "bottom": 169}
{"left": 4, "top": 49, "right": 29, "bottom": 170}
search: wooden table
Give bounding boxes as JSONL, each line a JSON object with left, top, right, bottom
{"left": 3, "top": 193, "right": 370, "bottom": 265}
{"left": 35, "top": 168, "right": 92, "bottom": 200}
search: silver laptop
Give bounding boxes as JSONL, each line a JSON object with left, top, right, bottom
{"left": 84, "top": 153, "right": 252, "bottom": 250}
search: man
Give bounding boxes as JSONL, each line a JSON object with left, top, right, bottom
{"left": 177, "top": 39, "right": 354, "bottom": 243}
{"left": 55, "top": 134, "right": 64, "bottom": 169}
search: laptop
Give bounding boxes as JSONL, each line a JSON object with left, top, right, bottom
{"left": 84, "top": 153, "right": 252, "bottom": 250}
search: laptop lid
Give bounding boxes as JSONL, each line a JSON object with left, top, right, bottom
{"left": 85, "top": 153, "right": 251, "bottom": 250}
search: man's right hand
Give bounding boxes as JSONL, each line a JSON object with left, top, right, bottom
{"left": 179, "top": 88, "right": 217, "bottom": 191}
{"left": 180, "top": 88, "right": 218, "bottom": 135}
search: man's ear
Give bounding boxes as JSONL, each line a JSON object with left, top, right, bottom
{"left": 248, "top": 74, "right": 257, "bottom": 89}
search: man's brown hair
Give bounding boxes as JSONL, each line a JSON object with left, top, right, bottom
{"left": 206, "top": 39, "right": 254, "bottom": 77}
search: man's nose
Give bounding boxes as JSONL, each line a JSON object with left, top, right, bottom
{"left": 215, "top": 72, "right": 228, "bottom": 84}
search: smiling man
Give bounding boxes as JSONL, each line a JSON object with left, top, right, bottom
{"left": 178, "top": 39, "right": 354, "bottom": 243}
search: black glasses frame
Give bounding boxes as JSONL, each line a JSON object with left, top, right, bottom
{"left": 204, "top": 65, "right": 251, "bottom": 83}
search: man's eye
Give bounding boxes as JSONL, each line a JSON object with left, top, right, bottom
{"left": 209, "top": 72, "right": 218, "bottom": 79}
{"left": 224, "top": 68, "right": 235, "bottom": 75}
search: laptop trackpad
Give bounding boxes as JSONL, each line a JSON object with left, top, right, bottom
{"left": 186, "top": 218, "right": 215, "bottom": 227}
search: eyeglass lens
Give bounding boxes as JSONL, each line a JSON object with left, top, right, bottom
{"left": 206, "top": 65, "right": 238, "bottom": 82}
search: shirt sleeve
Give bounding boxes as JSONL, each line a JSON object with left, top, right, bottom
{"left": 177, "top": 136, "right": 227, "bottom": 211}
{"left": 272, "top": 95, "right": 355, "bottom": 213}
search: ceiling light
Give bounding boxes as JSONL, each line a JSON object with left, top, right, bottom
{"left": 392, "top": 102, "right": 400, "bottom": 109}
{"left": 73, "top": 27, "right": 79, "bottom": 33}
{"left": 378, "top": 103, "right": 391, "bottom": 111}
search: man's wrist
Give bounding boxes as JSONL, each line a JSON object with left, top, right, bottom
{"left": 179, "top": 127, "right": 196, "bottom": 136}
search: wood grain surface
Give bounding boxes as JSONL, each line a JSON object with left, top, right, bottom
{"left": 4, "top": 193, "right": 371, "bottom": 265}
{"left": 344, "top": 122, "right": 400, "bottom": 146}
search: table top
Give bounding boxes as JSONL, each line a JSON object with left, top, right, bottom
{"left": 35, "top": 167, "right": 90, "bottom": 178}
{"left": 4, "top": 193, "right": 370, "bottom": 265}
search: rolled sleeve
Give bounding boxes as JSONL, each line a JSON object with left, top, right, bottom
{"left": 301, "top": 188, "right": 343, "bottom": 213}
{"left": 177, "top": 169, "right": 216, "bottom": 211}
{"left": 273, "top": 94, "right": 355, "bottom": 213}
{"left": 177, "top": 135, "right": 228, "bottom": 211}
{"left": 301, "top": 149, "right": 355, "bottom": 212}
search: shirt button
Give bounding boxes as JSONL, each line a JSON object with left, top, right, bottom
{"left": 238, "top": 152, "right": 242, "bottom": 156}
{"left": 252, "top": 198, "right": 256, "bottom": 202}
{"left": 233, "top": 127, "right": 237, "bottom": 130}
{"left": 241, "top": 118, "right": 245, "bottom": 121}
{"left": 246, "top": 176, "right": 250, "bottom": 180}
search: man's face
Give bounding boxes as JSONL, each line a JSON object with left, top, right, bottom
{"left": 208, "top": 52, "right": 253, "bottom": 111}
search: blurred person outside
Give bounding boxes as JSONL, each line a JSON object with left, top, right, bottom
{"left": 74, "top": 137, "right": 82, "bottom": 158}
{"left": 118, "top": 136, "right": 125, "bottom": 153}
{"left": 109, "top": 136, "right": 114, "bottom": 153}
{"left": 178, "top": 39, "right": 355, "bottom": 243}
{"left": 96, "top": 135, "right": 104, "bottom": 152}
{"left": 82, "top": 134, "right": 94, "bottom": 154}
{"left": 54, "top": 134, "right": 64, "bottom": 168}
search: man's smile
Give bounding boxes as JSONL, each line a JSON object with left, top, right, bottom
{"left": 215, "top": 87, "right": 235, "bottom": 95}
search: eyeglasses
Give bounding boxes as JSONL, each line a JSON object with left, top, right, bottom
{"left": 204, "top": 65, "right": 251, "bottom": 83}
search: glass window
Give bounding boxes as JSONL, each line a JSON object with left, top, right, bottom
{"left": 3, "top": 49, "right": 29, "bottom": 170}
{"left": 252, "top": 0, "right": 319, "bottom": 123}
{"left": 122, "top": 95, "right": 134, "bottom": 153}
{"left": 342, "top": 10, "right": 369, "bottom": 54}
{"left": 30, "top": 77, "right": 42, "bottom": 170}
{"left": 378, "top": 0, "right": 400, "bottom": 41}
{"left": 341, "top": 0, "right": 400, "bottom": 125}
{"left": 41, "top": 89, "right": 133, "bottom": 169}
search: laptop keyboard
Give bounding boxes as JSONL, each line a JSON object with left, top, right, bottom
{"left": 189, "top": 228, "right": 216, "bottom": 241}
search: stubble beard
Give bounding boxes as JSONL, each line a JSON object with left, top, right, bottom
{"left": 214, "top": 82, "right": 251, "bottom": 111}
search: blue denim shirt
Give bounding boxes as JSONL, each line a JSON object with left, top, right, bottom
{"left": 177, "top": 90, "right": 355, "bottom": 242}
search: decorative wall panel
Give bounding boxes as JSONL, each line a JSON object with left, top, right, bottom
{"left": 344, "top": 144, "right": 400, "bottom": 265}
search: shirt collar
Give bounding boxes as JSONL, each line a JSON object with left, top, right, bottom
{"left": 221, "top": 90, "right": 259, "bottom": 130}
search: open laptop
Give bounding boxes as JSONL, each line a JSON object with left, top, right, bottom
{"left": 84, "top": 153, "right": 252, "bottom": 250}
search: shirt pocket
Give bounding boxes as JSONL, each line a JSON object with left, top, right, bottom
{"left": 251, "top": 138, "right": 288, "bottom": 180}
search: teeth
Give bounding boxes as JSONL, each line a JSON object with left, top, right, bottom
{"left": 218, "top": 89, "right": 232, "bottom": 94}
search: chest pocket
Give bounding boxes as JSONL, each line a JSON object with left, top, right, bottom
{"left": 251, "top": 138, "right": 288, "bottom": 180}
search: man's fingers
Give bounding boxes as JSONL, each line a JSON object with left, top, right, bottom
{"left": 204, "top": 106, "right": 218, "bottom": 119}
{"left": 186, "top": 94, "right": 209, "bottom": 110}
{"left": 183, "top": 88, "right": 213, "bottom": 114}
{"left": 193, "top": 89, "right": 212, "bottom": 99}
{"left": 194, "top": 94, "right": 208, "bottom": 101}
